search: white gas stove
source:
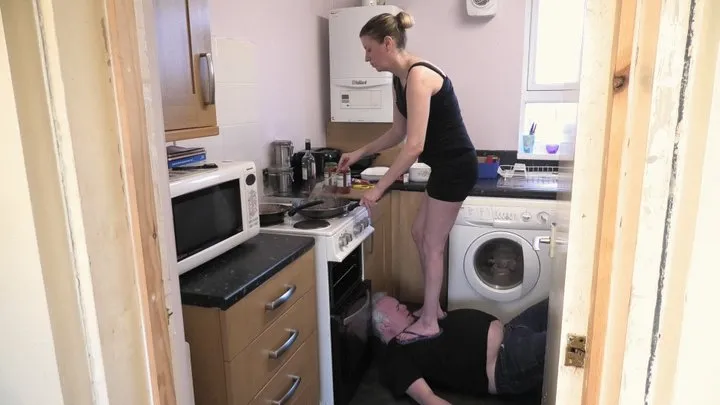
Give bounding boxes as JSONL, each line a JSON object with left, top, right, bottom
{"left": 259, "top": 199, "right": 374, "bottom": 405}
{"left": 260, "top": 203, "right": 373, "bottom": 262}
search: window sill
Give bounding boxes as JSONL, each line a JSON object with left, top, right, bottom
{"left": 517, "top": 151, "right": 573, "bottom": 161}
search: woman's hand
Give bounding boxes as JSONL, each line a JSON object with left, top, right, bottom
{"left": 338, "top": 150, "right": 363, "bottom": 172}
{"left": 360, "top": 186, "right": 383, "bottom": 208}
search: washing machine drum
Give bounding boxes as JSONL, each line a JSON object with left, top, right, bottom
{"left": 463, "top": 231, "right": 541, "bottom": 303}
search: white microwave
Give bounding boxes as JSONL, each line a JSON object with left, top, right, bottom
{"left": 169, "top": 161, "right": 260, "bottom": 275}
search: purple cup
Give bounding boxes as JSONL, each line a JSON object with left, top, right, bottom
{"left": 546, "top": 144, "right": 560, "bottom": 154}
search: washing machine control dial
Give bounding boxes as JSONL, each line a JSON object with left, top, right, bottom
{"left": 521, "top": 211, "right": 532, "bottom": 222}
{"left": 538, "top": 211, "right": 550, "bottom": 224}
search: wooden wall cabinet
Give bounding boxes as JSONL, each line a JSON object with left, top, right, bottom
{"left": 182, "top": 250, "right": 319, "bottom": 405}
{"left": 154, "top": 0, "right": 218, "bottom": 142}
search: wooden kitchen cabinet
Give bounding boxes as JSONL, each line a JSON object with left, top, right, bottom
{"left": 154, "top": 0, "right": 218, "bottom": 142}
{"left": 182, "top": 249, "right": 319, "bottom": 405}
{"left": 363, "top": 195, "right": 392, "bottom": 295}
{"left": 389, "top": 191, "right": 449, "bottom": 306}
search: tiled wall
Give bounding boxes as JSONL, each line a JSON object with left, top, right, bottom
{"left": 177, "top": 0, "right": 335, "bottom": 171}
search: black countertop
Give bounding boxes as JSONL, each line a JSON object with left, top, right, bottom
{"left": 179, "top": 233, "right": 315, "bottom": 310}
{"left": 273, "top": 177, "right": 566, "bottom": 201}
{"left": 389, "top": 177, "right": 568, "bottom": 200}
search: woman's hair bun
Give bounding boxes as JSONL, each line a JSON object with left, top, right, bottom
{"left": 395, "top": 11, "right": 414, "bottom": 30}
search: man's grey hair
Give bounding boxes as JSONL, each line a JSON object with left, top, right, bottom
{"left": 371, "top": 291, "right": 389, "bottom": 342}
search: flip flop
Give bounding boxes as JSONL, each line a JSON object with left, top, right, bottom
{"left": 395, "top": 327, "right": 444, "bottom": 345}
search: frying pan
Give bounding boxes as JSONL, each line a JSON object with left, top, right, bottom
{"left": 289, "top": 197, "right": 361, "bottom": 220}
{"left": 259, "top": 200, "right": 323, "bottom": 226}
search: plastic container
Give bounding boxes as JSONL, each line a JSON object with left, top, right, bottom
{"left": 477, "top": 162, "right": 500, "bottom": 179}
{"left": 545, "top": 143, "right": 560, "bottom": 154}
{"left": 360, "top": 166, "right": 389, "bottom": 182}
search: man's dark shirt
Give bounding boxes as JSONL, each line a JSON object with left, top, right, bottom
{"left": 379, "top": 309, "right": 497, "bottom": 398}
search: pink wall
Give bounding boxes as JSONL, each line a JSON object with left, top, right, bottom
{"left": 332, "top": 0, "right": 527, "bottom": 150}
{"left": 181, "top": 0, "right": 334, "bottom": 170}
{"left": 182, "top": 0, "right": 526, "bottom": 170}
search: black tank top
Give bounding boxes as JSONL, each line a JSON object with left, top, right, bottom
{"left": 393, "top": 62, "right": 475, "bottom": 166}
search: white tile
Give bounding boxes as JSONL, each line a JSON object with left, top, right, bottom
{"left": 215, "top": 84, "right": 260, "bottom": 126}
{"left": 212, "top": 37, "right": 258, "bottom": 84}
{"left": 219, "top": 124, "right": 269, "bottom": 169}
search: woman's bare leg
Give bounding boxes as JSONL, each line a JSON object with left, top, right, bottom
{"left": 397, "top": 196, "right": 462, "bottom": 341}
{"left": 411, "top": 193, "right": 444, "bottom": 319}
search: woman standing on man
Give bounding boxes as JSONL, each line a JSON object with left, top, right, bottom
{"left": 337, "top": 11, "right": 477, "bottom": 344}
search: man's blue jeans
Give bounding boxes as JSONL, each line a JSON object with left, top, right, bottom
{"left": 494, "top": 298, "right": 549, "bottom": 395}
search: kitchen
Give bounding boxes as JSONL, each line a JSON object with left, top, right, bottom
{"left": 3, "top": 1, "right": 718, "bottom": 405}
{"left": 159, "top": 0, "right": 573, "bottom": 404}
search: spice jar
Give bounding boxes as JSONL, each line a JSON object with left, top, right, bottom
{"left": 324, "top": 162, "right": 338, "bottom": 192}
{"left": 338, "top": 168, "right": 351, "bottom": 194}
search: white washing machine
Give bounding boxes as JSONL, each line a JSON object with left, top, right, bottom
{"left": 448, "top": 197, "right": 557, "bottom": 323}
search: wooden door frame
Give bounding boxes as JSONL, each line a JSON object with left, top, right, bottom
{"left": 581, "top": 0, "right": 719, "bottom": 403}
{"left": 2, "top": 0, "right": 176, "bottom": 403}
{"left": 106, "top": 1, "right": 177, "bottom": 403}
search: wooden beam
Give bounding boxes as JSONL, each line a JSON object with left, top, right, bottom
{"left": 105, "top": 0, "right": 177, "bottom": 403}
{"left": 582, "top": 0, "right": 638, "bottom": 403}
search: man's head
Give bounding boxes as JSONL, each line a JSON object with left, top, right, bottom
{"left": 371, "top": 292, "right": 415, "bottom": 343}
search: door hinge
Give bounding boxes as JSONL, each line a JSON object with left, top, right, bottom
{"left": 565, "top": 334, "right": 587, "bottom": 368}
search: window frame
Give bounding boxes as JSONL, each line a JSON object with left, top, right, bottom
{"left": 518, "top": 0, "right": 583, "bottom": 160}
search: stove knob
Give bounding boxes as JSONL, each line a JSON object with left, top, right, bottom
{"left": 338, "top": 233, "right": 352, "bottom": 249}
{"left": 353, "top": 223, "right": 363, "bottom": 235}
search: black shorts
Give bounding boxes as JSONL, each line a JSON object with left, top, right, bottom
{"left": 424, "top": 151, "right": 478, "bottom": 202}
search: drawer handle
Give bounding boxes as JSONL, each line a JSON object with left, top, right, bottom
{"left": 265, "top": 284, "right": 296, "bottom": 311}
{"left": 271, "top": 375, "right": 301, "bottom": 405}
{"left": 268, "top": 329, "right": 299, "bottom": 359}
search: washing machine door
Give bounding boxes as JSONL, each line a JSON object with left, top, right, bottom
{"left": 463, "top": 231, "right": 541, "bottom": 303}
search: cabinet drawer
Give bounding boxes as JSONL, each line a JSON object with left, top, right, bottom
{"left": 225, "top": 289, "right": 317, "bottom": 405}
{"left": 249, "top": 334, "right": 319, "bottom": 405}
{"left": 221, "top": 250, "right": 315, "bottom": 361}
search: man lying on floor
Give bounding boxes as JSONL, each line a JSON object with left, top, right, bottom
{"left": 372, "top": 293, "right": 548, "bottom": 405}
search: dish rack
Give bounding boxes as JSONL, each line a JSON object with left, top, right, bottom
{"left": 497, "top": 163, "right": 572, "bottom": 180}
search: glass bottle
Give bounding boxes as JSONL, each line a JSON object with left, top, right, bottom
{"left": 301, "top": 139, "right": 316, "bottom": 193}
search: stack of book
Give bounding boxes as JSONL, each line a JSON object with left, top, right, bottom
{"left": 167, "top": 145, "right": 206, "bottom": 168}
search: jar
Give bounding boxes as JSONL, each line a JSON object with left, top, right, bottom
{"left": 266, "top": 166, "right": 294, "bottom": 195}
{"left": 324, "top": 162, "right": 338, "bottom": 192}
{"left": 270, "top": 140, "right": 293, "bottom": 168}
{"left": 338, "top": 168, "right": 351, "bottom": 194}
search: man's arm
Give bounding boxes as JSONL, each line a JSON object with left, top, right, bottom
{"left": 406, "top": 378, "right": 452, "bottom": 405}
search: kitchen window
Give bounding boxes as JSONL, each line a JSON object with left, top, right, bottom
{"left": 518, "top": 0, "right": 586, "bottom": 159}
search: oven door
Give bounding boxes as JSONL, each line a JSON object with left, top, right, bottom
{"left": 330, "top": 279, "right": 373, "bottom": 405}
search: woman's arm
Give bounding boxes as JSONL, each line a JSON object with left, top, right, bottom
{"left": 374, "top": 68, "right": 433, "bottom": 191}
